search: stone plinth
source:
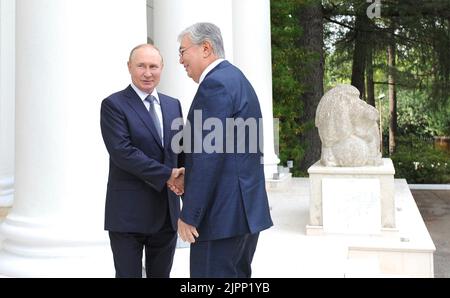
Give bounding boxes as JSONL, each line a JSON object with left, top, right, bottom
{"left": 306, "top": 158, "right": 396, "bottom": 235}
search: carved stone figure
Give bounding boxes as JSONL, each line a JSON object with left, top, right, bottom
{"left": 315, "top": 84, "right": 383, "bottom": 167}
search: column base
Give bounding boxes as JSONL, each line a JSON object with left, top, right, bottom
{"left": 263, "top": 154, "right": 280, "bottom": 180}
{"left": 0, "top": 213, "right": 115, "bottom": 277}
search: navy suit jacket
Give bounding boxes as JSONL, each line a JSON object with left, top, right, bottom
{"left": 181, "top": 61, "right": 273, "bottom": 241}
{"left": 100, "top": 85, "right": 183, "bottom": 234}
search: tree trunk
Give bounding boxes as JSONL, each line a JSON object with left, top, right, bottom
{"left": 387, "top": 36, "right": 397, "bottom": 155}
{"left": 297, "top": 1, "right": 324, "bottom": 171}
{"left": 366, "top": 46, "right": 375, "bottom": 107}
{"left": 351, "top": 13, "right": 370, "bottom": 100}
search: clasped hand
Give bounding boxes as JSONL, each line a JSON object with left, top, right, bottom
{"left": 167, "top": 167, "right": 185, "bottom": 196}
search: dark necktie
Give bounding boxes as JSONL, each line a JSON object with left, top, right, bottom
{"left": 146, "top": 95, "right": 162, "bottom": 143}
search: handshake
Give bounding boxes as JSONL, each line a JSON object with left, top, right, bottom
{"left": 167, "top": 167, "right": 185, "bottom": 196}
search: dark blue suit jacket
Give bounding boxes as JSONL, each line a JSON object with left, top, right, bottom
{"left": 181, "top": 61, "right": 273, "bottom": 241}
{"left": 100, "top": 85, "right": 183, "bottom": 234}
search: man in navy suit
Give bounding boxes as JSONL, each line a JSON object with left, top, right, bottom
{"left": 100, "top": 44, "right": 184, "bottom": 278}
{"left": 176, "top": 23, "right": 273, "bottom": 278}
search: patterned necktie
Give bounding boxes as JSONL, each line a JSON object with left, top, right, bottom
{"left": 146, "top": 95, "right": 162, "bottom": 143}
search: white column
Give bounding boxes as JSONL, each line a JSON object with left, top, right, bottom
{"left": 232, "top": 0, "right": 279, "bottom": 178}
{"left": 0, "top": 0, "right": 15, "bottom": 209}
{"left": 153, "top": 0, "right": 234, "bottom": 116}
{"left": 146, "top": 0, "right": 154, "bottom": 42}
{"left": 0, "top": 0, "right": 147, "bottom": 277}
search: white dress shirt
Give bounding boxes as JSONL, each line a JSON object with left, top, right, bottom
{"left": 199, "top": 59, "right": 225, "bottom": 85}
{"left": 130, "top": 83, "right": 164, "bottom": 144}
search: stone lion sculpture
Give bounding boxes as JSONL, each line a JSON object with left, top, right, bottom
{"left": 315, "top": 84, "right": 383, "bottom": 167}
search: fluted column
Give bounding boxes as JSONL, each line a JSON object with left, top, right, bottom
{"left": 153, "top": 0, "right": 234, "bottom": 116}
{"left": 0, "top": 0, "right": 147, "bottom": 277}
{"left": 232, "top": 0, "right": 280, "bottom": 178}
{"left": 0, "top": 0, "right": 15, "bottom": 212}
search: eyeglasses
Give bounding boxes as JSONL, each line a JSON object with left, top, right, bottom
{"left": 179, "top": 45, "right": 196, "bottom": 58}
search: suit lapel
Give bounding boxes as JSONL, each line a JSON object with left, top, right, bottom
{"left": 124, "top": 86, "right": 163, "bottom": 149}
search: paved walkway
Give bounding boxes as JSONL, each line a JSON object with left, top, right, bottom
{"left": 411, "top": 190, "right": 450, "bottom": 278}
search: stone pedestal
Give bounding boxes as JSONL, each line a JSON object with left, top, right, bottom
{"left": 306, "top": 158, "right": 396, "bottom": 236}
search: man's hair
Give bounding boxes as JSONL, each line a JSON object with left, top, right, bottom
{"left": 178, "top": 23, "right": 225, "bottom": 59}
{"left": 128, "top": 44, "right": 164, "bottom": 65}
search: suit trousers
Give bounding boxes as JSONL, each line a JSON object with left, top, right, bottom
{"left": 108, "top": 213, "right": 177, "bottom": 278}
{"left": 190, "top": 233, "right": 260, "bottom": 278}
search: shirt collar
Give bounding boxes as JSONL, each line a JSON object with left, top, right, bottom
{"left": 130, "top": 83, "right": 160, "bottom": 104}
{"left": 199, "top": 59, "right": 225, "bottom": 84}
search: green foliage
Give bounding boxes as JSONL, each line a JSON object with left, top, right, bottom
{"left": 324, "top": 1, "right": 450, "bottom": 185}
{"left": 324, "top": 50, "right": 352, "bottom": 90}
{"left": 379, "top": 91, "right": 450, "bottom": 138}
{"left": 391, "top": 136, "right": 450, "bottom": 184}
{"left": 324, "top": 0, "right": 450, "bottom": 104}
{"left": 271, "top": 0, "right": 308, "bottom": 176}
{"left": 388, "top": 1, "right": 450, "bottom": 106}
{"left": 273, "top": 0, "right": 450, "bottom": 180}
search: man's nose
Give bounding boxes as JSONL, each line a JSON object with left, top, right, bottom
{"left": 144, "top": 67, "right": 152, "bottom": 77}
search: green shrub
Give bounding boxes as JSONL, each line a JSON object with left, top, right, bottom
{"left": 391, "top": 136, "right": 450, "bottom": 184}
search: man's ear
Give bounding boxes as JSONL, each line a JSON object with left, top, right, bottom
{"left": 202, "top": 41, "right": 213, "bottom": 58}
{"left": 127, "top": 61, "right": 132, "bottom": 73}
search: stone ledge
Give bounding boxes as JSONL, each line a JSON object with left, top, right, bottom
{"left": 409, "top": 184, "right": 450, "bottom": 190}
{"left": 308, "top": 158, "right": 395, "bottom": 175}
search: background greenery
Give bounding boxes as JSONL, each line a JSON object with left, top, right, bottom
{"left": 271, "top": 0, "right": 450, "bottom": 183}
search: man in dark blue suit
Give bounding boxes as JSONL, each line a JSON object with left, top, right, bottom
{"left": 176, "top": 23, "right": 273, "bottom": 278}
{"left": 100, "top": 44, "right": 184, "bottom": 278}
